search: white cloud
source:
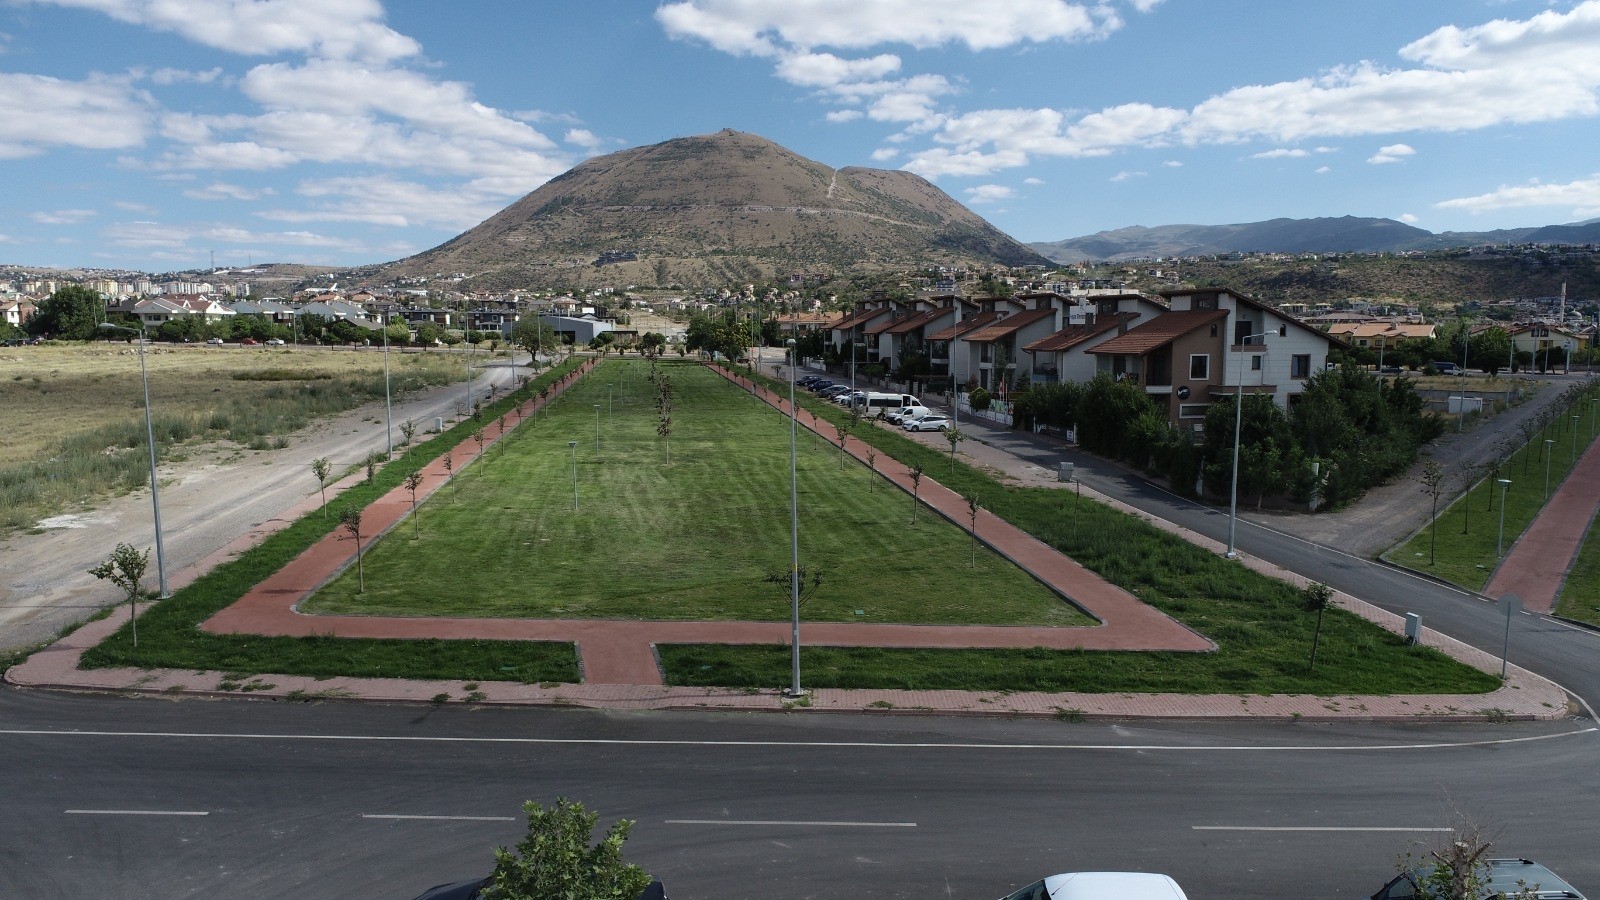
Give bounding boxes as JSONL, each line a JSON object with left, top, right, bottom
{"left": 37, "top": 0, "right": 420, "bottom": 61}
{"left": 255, "top": 174, "right": 506, "bottom": 229}
{"left": 114, "top": 200, "right": 159, "bottom": 213}
{"left": 1162, "top": 160, "right": 1182, "bottom": 167}
{"left": 32, "top": 209, "right": 98, "bottom": 225}
{"left": 1109, "top": 170, "right": 1146, "bottom": 182}
{"left": 870, "top": 147, "right": 899, "bottom": 161}
{"left": 1368, "top": 143, "right": 1416, "bottom": 164}
{"left": 827, "top": 110, "right": 865, "bottom": 123}
{"left": 103, "top": 218, "right": 369, "bottom": 252}
{"left": 776, "top": 51, "right": 901, "bottom": 87}
{"left": 1399, "top": 213, "right": 1419, "bottom": 223}
{"left": 1315, "top": 166, "right": 1331, "bottom": 174}
{"left": 963, "top": 184, "right": 1015, "bottom": 204}
{"left": 183, "top": 182, "right": 275, "bottom": 200}
{"left": 656, "top": 0, "right": 1120, "bottom": 54}
{"left": 1023, "top": 177, "right": 1045, "bottom": 185}
{"left": 893, "top": 3, "right": 1600, "bottom": 178}
{"left": 564, "top": 128, "right": 604, "bottom": 151}
{"left": 147, "top": 67, "right": 223, "bottom": 85}
{"left": 1435, "top": 174, "right": 1600, "bottom": 216}
{"left": 0, "top": 73, "right": 151, "bottom": 158}
{"left": 1252, "top": 148, "right": 1308, "bottom": 159}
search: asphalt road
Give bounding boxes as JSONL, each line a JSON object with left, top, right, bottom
{"left": 958, "top": 417, "right": 1600, "bottom": 718}
{"left": 2, "top": 690, "right": 1595, "bottom": 899}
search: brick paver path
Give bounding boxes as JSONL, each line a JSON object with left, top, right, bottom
{"left": 4, "top": 358, "right": 1572, "bottom": 721}
{"left": 1485, "top": 435, "right": 1600, "bottom": 613}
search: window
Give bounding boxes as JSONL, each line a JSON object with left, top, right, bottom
{"left": 1291, "top": 354, "right": 1311, "bottom": 378}
{"left": 1251, "top": 355, "right": 1263, "bottom": 371}
{"left": 1179, "top": 403, "right": 1211, "bottom": 419}
{"left": 1189, "top": 354, "right": 1209, "bottom": 379}
{"left": 1234, "top": 320, "right": 1255, "bottom": 345}
{"left": 1279, "top": 324, "right": 1288, "bottom": 337}
{"left": 980, "top": 343, "right": 993, "bottom": 362}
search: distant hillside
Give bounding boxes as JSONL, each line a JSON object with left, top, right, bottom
{"left": 382, "top": 129, "right": 1049, "bottom": 289}
{"left": 1031, "top": 216, "right": 1600, "bottom": 263}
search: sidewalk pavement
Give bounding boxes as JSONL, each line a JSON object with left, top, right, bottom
{"left": 5, "top": 358, "right": 1573, "bottom": 722}
{"left": 1485, "top": 434, "right": 1600, "bottom": 613}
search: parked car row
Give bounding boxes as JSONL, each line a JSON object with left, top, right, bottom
{"left": 1, "top": 337, "right": 43, "bottom": 346}
{"left": 795, "top": 374, "right": 957, "bottom": 434}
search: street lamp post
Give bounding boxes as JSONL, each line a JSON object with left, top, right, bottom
{"left": 1496, "top": 478, "right": 1512, "bottom": 557}
{"left": 98, "top": 322, "right": 168, "bottom": 598}
{"left": 1573, "top": 415, "right": 1581, "bottom": 462}
{"left": 784, "top": 338, "right": 803, "bottom": 698}
{"left": 594, "top": 403, "right": 601, "bottom": 453}
{"left": 1544, "top": 438, "right": 1555, "bottom": 499}
{"left": 382, "top": 311, "right": 393, "bottom": 460}
{"left": 569, "top": 440, "right": 579, "bottom": 510}
{"left": 1458, "top": 320, "right": 1470, "bottom": 433}
{"left": 1226, "top": 332, "right": 1271, "bottom": 559}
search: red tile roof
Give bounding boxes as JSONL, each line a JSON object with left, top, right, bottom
{"left": 882, "top": 307, "right": 949, "bottom": 335}
{"left": 1086, "top": 309, "right": 1228, "bottom": 355}
{"left": 1022, "top": 312, "right": 1138, "bottom": 352}
{"left": 832, "top": 306, "right": 891, "bottom": 330}
{"left": 960, "top": 307, "right": 1056, "bottom": 343}
{"left": 926, "top": 310, "right": 1002, "bottom": 341}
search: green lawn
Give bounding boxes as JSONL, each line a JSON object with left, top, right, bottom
{"left": 1386, "top": 386, "right": 1600, "bottom": 590}
{"left": 647, "top": 365, "right": 1502, "bottom": 696}
{"left": 1555, "top": 520, "right": 1600, "bottom": 627}
{"left": 306, "top": 360, "right": 1088, "bottom": 626}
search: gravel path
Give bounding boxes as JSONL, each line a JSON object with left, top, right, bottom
{"left": 0, "top": 348, "right": 530, "bottom": 654}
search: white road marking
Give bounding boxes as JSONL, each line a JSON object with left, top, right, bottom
{"left": 362, "top": 814, "right": 514, "bottom": 822}
{"left": 668, "top": 819, "right": 915, "bottom": 828}
{"left": 65, "top": 809, "right": 208, "bottom": 816}
{"left": 1193, "top": 825, "right": 1451, "bottom": 832}
{"left": 3, "top": 727, "right": 1592, "bottom": 752}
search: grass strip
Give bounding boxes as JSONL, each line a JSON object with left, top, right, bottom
{"left": 305, "top": 360, "right": 1087, "bottom": 626}
{"left": 1554, "top": 514, "right": 1600, "bottom": 627}
{"left": 77, "top": 358, "right": 587, "bottom": 684}
{"left": 651, "top": 364, "right": 1500, "bottom": 696}
{"left": 1386, "top": 383, "right": 1600, "bottom": 590}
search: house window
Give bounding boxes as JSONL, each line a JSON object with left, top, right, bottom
{"left": 1291, "top": 354, "right": 1312, "bottom": 378}
{"left": 1279, "top": 324, "right": 1288, "bottom": 337}
{"left": 1251, "top": 355, "right": 1263, "bottom": 372}
{"left": 1178, "top": 403, "right": 1211, "bottom": 419}
{"left": 980, "top": 343, "right": 993, "bottom": 362}
{"left": 1189, "top": 354, "right": 1209, "bottom": 380}
{"left": 1234, "top": 320, "right": 1255, "bottom": 345}
{"left": 1209, "top": 323, "right": 1218, "bottom": 337}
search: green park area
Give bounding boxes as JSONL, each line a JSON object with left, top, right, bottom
{"left": 1386, "top": 382, "right": 1600, "bottom": 604}
{"left": 81, "top": 357, "right": 1498, "bottom": 696}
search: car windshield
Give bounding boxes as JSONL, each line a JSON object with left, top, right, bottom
{"left": 1000, "top": 880, "right": 1049, "bottom": 900}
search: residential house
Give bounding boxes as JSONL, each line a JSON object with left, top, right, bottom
{"left": 1, "top": 298, "right": 38, "bottom": 328}
{"left": 1087, "top": 287, "right": 1339, "bottom": 431}
{"left": 828, "top": 302, "right": 894, "bottom": 358}
{"left": 1323, "top": 321, "right": 1436, "bottom": 355}
{"left": 954, "top": 293, "right": 1077, "bottom": 394}
{"left": 772, "top": 311, "right": 842, "bottom": 335}
{"left": 1021, "top": 293, "right": 1167, "bottom": 384}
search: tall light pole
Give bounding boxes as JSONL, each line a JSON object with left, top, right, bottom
{"left": 1573, "top": 414, "right": 1581, "bottom": 462}
{"left": 98, "top": 322, "right": 168, "bottom": 598}
{"left": 1496, "top": 478, "right": 1511, "bottom": 557}
{"left": 1592, "top": 397, "right": 1599, "bottom": 440}
{"left": 568, "top": 440, "right": 579, "bottom": 510}
{"left": 1457, "top": 320, "right": 1470, "bottom": 432}
{"left": 850, "top": 340, "right": 858, "bottom": 406}
{"left": 382, "top": 310, "right": 394, "bottom": 460}
{"left": 594, "top": 403, "right": 601, "bottom": 453}
{"left": 1226, "top": 332, "right": 1271, "bottom": 559}
{"left": 784, "top": 338, "right": 803, "bottom": 698}
{"left": 1544, "top": 438, "right": 1555, "bottom": 499}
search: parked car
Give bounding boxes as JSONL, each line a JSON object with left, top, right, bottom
{"left": 997, "top": 872, "right": 1188, "bottom": 900}
{"left": 414, "top": 877, "right": 668, "bottom": 900}
{"left": 905, "top": 414, "right": 950, "bottom": 432}
{"left": 1430, "top": 360, "right": 1461, "bottom": 375}
{"left": 240, "top": 337, "right": 260, "bottom": 345}
{"left": 206, "top": 337, "right": 224, "bottom": 345}
{"left": 0, "top": 338, "right": 22, "bottom": 347}
{"left": 1370, "top": 858, "right": 1585, "bottom": 900}
{"left": 891, "top": 406, "right": 935, "bottom": 426}
{"left": 808, "top": 380, "right": 836, "bottom": 393}
{"left": 835, "top": 390, "right": 866, "bottom": 406}
{"left": 797, "top": 374, "right": 824, "bottom": 387}
{"left": 265, "top": 338, "right": 285, "bottom": 346}
{"left": 819, "top": 385, "right": 851, "bottom": 399}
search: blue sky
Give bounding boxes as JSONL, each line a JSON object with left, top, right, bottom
{"left": 3, "top": 0, "right": 1599, "bottom": 271}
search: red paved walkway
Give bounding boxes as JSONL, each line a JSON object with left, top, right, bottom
{"left": 1485, "top": 433, "right": 1600, "bottom": 613}
{"left": 4, "top": 358, "right": 1574, "bottom": 721}
{"left": 199, "top": 360, "right": 1209, "bottom": 686}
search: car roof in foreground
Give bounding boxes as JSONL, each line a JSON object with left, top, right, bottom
{"left": 1486, "top": 859, "right": 1586, "bottom": 898}
{"left": 1043, "top": 872, "right": 1188, "bottom": 900}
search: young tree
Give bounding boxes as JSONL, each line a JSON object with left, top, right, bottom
{"left": 967, "top": 494, "right": 980, "bottom": 567}
{"left": 339, "top": 507, "right": 366, "bottom": 593}
{"left": 944, "top": 426, "right": 966, "bottom": 472}
{"left": 311, "top": 457, "right": 332, "bottom": 515}
{"left": 473, "top": 428, "right": 486, "bottom": 470}
{"left": 834, "top": 422, "right": 851, "bottom": 468}
{"left": 908, "top": 463, "right": 924, "bottom": 524}
{"left": 865, "top": 449, "right": 877, "bottom": 491}
{"left": 1303, "top": 582, "right": 1333, "bottom": 672}
{"left": 403, "top": 471, "right": 424, "bottom": 539}
{"left": 442, "top": 453, "right": 455, "bottom": 501}
{"left": 89, "top": 543, "right": 150, "bottom": 648}
{"left": 1419, "top": 460, "right": 1447, "bottom": 565}
{"left": 365, "top": 455, "right": 376, "bottom": 485}
{"left": 480, "top": 798, "right": 651, "bottom": 900}
{"left": 762, "top": 567, "right": 825, "bottom": 612}
{"left": 400, "top": 418, "right": 417, "bottom": 447}
{"left": 1394, "top": 814, "right": 1536, "bottom": 900}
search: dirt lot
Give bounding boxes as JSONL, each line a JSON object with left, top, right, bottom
{"left": 0, "top": 347, "right": 531, "bottom": 653}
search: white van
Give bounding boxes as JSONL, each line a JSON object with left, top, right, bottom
{"left": 888, "top": 405, "right": 933, "bottom": 425}
{"left": 860, "top": 392, "right": 922, "bottom": 417}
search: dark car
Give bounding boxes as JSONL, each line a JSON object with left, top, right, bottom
{"left": 1371, "top": 858, "right": 1585, "bottom": 899}
{"left": 1430, "top": 360, "right": 1461, "bottom": 375}
{"left": 413, "top": 878, "right": 668, "bottom": 900}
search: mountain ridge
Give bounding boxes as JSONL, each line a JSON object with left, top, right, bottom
{"left": 382, "top": 129, "right": 1049, "bottom": 289}
{"left": 1030, "top": 216, "right": 1600, "bottom": 263}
